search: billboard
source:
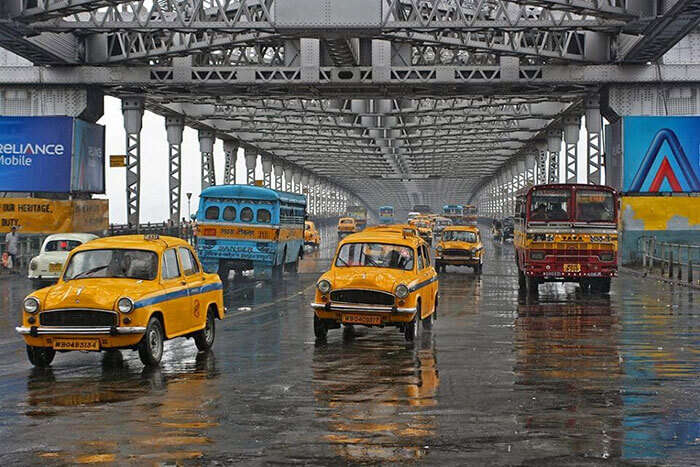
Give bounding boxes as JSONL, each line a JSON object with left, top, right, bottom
{"left": 623, "top": 116, "right": 700, "bottom": 193}
{"left": 0, "top": 116, "right": 105, "bottom": 194}
{"left": 0, "top": 198, "right": 108, "bottom": 234}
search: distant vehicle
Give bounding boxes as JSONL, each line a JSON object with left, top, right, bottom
{"left": 407, "top": 211, "right": 421, "bottom": 221}
{"left": 337, "top": 217, "right": 357, "bottom": 238}
{"left": 304, "top": 220, "right": 320, "bottom": 248}
{"left": 409, "top": 218, "right": 433, "bottom": 245}
{"left": 378, "top": 205, "right": 395, "bottom": 225}
{"left": 17, "top": 235, "right": 224, "bottom": 367}
{"left": 501, "top": 216, "right": 514, "bottom": 241}
{"left": 463, "top": 204, "right": 478, "bottom": 224}
{"left": 442, "top": 204, "right": 464, "bottom": 225}
{"left": 195, "top": 185, "right": 306, "bottom": 281}
{"left": 412, "top": 204, "right": 432, "bottom": 215}
{"left": 312, "top": 227, "right": 438, "bottom": 342}
{"left": 514, "top": 184, "right": 619, "bottom": 294}
{"left": 433, "top": 216, "right": 452, "bottom": 235}
{"left": 435, "top": 225, "right": 483, "bottom": 274}
{"left": 28, "top": 233, "right": 98, "bottom": 288}
{"left": 346, "top": 205, "right": 368, "bottom": 230}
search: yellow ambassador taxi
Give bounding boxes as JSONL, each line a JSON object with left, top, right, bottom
{"left": 409, "top": 218, "right": 434, "bottom": 246}
{"left": 312, "top": 227, "right": 438, "bottom": 342}
{"left": 304, "top": 220, "right": 320, "bottom": 248}
{"left": 337, "top": 217, "right": 357, "bottom": 237}
{"left": 16, "top": 235, "right": 225, "bottom": 368}
{"left": 434, "top": 225, "right": 484, "bottom": 274}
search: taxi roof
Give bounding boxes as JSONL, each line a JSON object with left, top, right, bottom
{"left": 339, "top": 228, "right": 423, "bottom": 247}
{"left": 339, "top": 217, "right": 355, "bottom": 222}
{"left": 72, "top": 235, "right": 189, "bottom": 253}
{"left": 443, "top": 225, "right": 480, "bottom": 232}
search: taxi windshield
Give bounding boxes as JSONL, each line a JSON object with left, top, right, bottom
{"left": 442, "top": 230, "right": 477, "bottom": 243}
{"left": 415, "top": 222, "right": 429, "bottom": 228}
{"left": 64, "top": 249, "right": 158, "bottom": 281}
{"left": 529, "top": 189, "right": 571, "bottom": 221}
{"left": 335, "top": 242, "right": 414, "bottom": 270}
{"left": 576, "top": 190, "right": 615, "bottom": 222}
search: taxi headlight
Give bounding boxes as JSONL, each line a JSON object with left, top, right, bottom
{"left": 395, "top": 284, "right": 409, "bottom": 299}
{"left": 317, "top": 280, "right": 331, "bottom": 294}
{"left": 24, "top": 297, "right": 40, "bottom": 313}
{"left": 30, "top": 260, "right": 38, "bottom": 271}
{"left": 117, "top": 297, "right": 134, "bottom": 314}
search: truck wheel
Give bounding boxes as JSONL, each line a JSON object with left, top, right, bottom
{"left": 138, "top": 317, "right": 164, "bottom": 367}
{"left": 314, "top": 315, "right": 328, "bottom": 341}
{"left": 26, "top": 345, "right": 55, "bottom": 368}
{"left": 194, "top": 310, "right": 216, "bottom": 351}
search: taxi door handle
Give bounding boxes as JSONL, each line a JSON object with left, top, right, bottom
{"left": 180, "top": 280, "right": 187, "bottom": 286}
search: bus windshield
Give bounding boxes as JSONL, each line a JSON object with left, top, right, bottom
{"left": 529, "top": 189, "right": 571, "bottom": 221}
{"left": 576, "top": 190, "right": 615, "bottom": 222}
{"left": 380, "top": 208, "right": 393, "bottom": 216}
{"left": 335, "top": 243, "right": 414, "bottom": 270}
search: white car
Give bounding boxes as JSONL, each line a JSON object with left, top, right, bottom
{"left": 28, "top": 233, "right": 98, "bottom": 287}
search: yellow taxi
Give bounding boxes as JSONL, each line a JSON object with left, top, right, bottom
{"left": 337, "top": 217, "right": 357, "bottom": 237}
{"left": 16, "top": 235, "right": 225, "bottom": 368}
{"left": 409, "top": 218, "right": 434, "bottom": 245}
{"left": 434, "top": 225, "right": 483, "bottom": 274}
{"left": 312, "top": 228, "right": 438, "bottom": 342}
{"left": 304, "top": 220, "right": 320, "bottom": 248}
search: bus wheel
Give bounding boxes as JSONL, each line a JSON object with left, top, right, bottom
{"left": 525, "top": 275, "right": 538, "bottom": 295}
{"left": 592, "top": 278, "right": 611, "bottom": 294}
{"left": 272, "top": 264, "right": 283, "bottom": 280}
{"left": 518, "top": 269, "right": 526, "bottom": 289}
{"left": 217, "top": 264, "right": 231, "bottom": 285}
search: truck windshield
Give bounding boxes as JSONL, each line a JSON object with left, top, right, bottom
{"left": 335, "top": 243, "right": 414, "bottom": 270}
{"left": 576, "top": 190, "right": 615, "bottom": 222}
{"left": 529, "top": 189, "right": 571, "bottom": 221}
{"left": 64, "top": 249, "right": 158, "bottom": 281}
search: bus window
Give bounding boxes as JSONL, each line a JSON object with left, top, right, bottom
{"left": 223, "top": 206, "right": 236, "bottom": 221}
{"left": 257, "top": 208, "right": 271, "bottom": 224}
{"left": 240, "top": 207, "right": 254, "bottom": 222}
{"left": 205, "top": 206, "right": 219, "bottom": 220}
{"left": 530, "top": 189, "right": 570, "bottom": 221}
{"left": 576, "top": 190, "right": 615, "bottom": 222}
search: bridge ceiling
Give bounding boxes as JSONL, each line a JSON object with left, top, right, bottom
{"left": 1, "top": 0, "right": 698, "bottom": 211}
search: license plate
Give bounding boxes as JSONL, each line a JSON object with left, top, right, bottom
{"left": 52, "top": 338, "right": 100, "bottom": 351}
{"left": 564, "top": 264, "right": 581, "bottom": 272}
{"left": 342, "top": 314, "right": 381, "bottom": 325}
{"left": 48, "top": 263, "right": 62, "bottom": 272}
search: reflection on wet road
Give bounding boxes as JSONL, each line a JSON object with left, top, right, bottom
{"left": 0, "top": 225, "right": 697, "bottom": 465}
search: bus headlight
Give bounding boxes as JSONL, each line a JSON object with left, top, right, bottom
{"left": 395, "top": 284, "right": 409, "bottom": 299}
{"left": 24, "top": 297, "right": 40, "bottom": 313}
{"left": 117, "top": 297, "right": 134, "bottom": 314}
{"left": 317, "top": 280, "right": 331, "bottom": 294}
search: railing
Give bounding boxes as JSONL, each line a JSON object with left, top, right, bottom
{"left": 108, "top": 222, "right": 195, "bottom": 244}
{"left": 638, "top": 236, "right": 700, "bottom": 286}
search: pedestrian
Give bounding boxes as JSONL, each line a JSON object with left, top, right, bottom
{"left": 4, "top": 226, "right": 20, "bottom": 273}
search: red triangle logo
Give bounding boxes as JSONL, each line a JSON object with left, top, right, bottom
{"left": 649, "top": 157, "right": 682, "bottom": 192}
{"left": 24, "top": 145, "right": 33, "bottom": 154}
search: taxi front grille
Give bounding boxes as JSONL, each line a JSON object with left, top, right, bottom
{"left": 444, "top": 249, "right": 471, "bottom": 257}
{"left": 40, "top": 310, "right": 118, "bottom": 327}
{"left": 330, "top": 289, "right": 395, "bottom": 306}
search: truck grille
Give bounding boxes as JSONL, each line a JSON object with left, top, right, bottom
{"left": 444, "top": 249, "right": 471, "bottom": 257}
{"left": 330, "top": 289, "right": 395, "bottom": 306}
{"left": 40, "top": 310, "right": 117, "bottom": 327}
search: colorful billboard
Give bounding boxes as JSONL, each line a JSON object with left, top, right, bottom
{"left": 0, "top": 116, "right": 105, "bottom": 194}
{"left": 623, "top": 116, "right": 700, "bottom": 193}
{"left": 0, "top": 198, "right": 108, "bottom": 234}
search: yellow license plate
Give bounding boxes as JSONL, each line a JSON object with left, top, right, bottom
{"left": 48, "top": 263, "right": 62, "bottom": 272}
{"left": 52, "top": 338, "right": 100, "bottom": 351}
{"left": 564, "top": 264, "right": 581, "bottom": 272}
{"left": 342, "top": 314, "right": 381, "bottom": 325}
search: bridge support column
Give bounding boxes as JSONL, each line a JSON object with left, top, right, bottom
{"left": 536, "top": 141, "right": 548, "bottom": 185}
{"left": 122, "top": 96, "right": 144, "bottom": 226}
{"left": 547, "top": 128, "right": 562, "bottom": 183}
{"left": 244, "top": 148, "right": 257, "bottom": 185}
{"left": 261, "top": 156, "right": 273, "bottom": 188}
{"left": 285, "top": 166, "right": 293, "bottom": 192}
{"left": 301, "top": 172, "right": 310, "bottom": 208}
{"left": 223, "top": 140, "right": 238, "bottom": 185}
{"left": 586, "top": 95, "right": 603, "bottom": 184}
{"left": 165, "top": 116, "right": 184, "bottom": 223}
{"left": 274, "top": 163, "right": 284, "bottom": 191}
{"left": 291, "top": 168, "right": 301, "bottom": 194}
{"left": 198, "top": 129, "right": 216, "bottom": 190}
{"left": 564, "top": 116, "right": 581, "bottom": 184}
{"left": 525, "top": 154, "right": 536, "bottom": 186}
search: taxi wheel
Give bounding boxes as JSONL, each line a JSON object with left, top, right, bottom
{"left": 194, "top": 310, "right": 216, "bottom": 351}
{"left": 404, "top": 309, "right": 418, "bottom": 341}
{"left": 26, "top": 345, "right": 55, "bottom": 368}
{"left": 421, "top": 310, "right": 433, "bottom": 330}
{"left": 314, "top": 315, "right": 328, "bottom": 341}
{"left": 138, "top": 317, "right": 164, "bottom": 367}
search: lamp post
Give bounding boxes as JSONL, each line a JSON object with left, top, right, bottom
{"left": 186, "top": 192, "right": 193, "bottom": 220}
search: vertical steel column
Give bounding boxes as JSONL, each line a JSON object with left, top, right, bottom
{"left": 223, "top": 140, "right": 238, "bottom": 185}
{"left": 536, "top": 141, "right": 547, "bottom": 185}
{"left": 285, "top": 166, "right": 293, "bottom": 192}
{"left": 291, "top": 168, "right": 301, "bottom": 194}
{"left": 274, "top": 164, "right": 284, "bottom": 191}
{"left": 198, "top": 129, "right": 216, "bottom": 190}
{"left": 301, "top": 173, "right": 309, "bottom": 210}
{"left": 244, "top": 148, "right": 257, "bottom": 185}
{"left": 122, "top": 97, "right": 145, "bottom": 226}
{"left": 585, "top": 95, "right": 603, "bottom": 184}
{"left": 165, "top": 116, "right": 184, "bottom": 223}
{"left": 261, "top": 156, "right": 273, "bottom": 188}
{"left": 563, "top": 115, "right": 581, "bottom": 184}
{"left": 547, "top": 128, "right": 562, "bottom": 184}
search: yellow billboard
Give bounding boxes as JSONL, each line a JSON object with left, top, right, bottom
{"left": 0, "top": 198, "right": 108, "bottom": 234}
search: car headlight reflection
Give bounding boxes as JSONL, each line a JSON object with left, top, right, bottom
{"left": 395, "top": 284, "right": 409, "bottom": 299}
{"left": 24, "top": 297, "right": 40, "bottom": 313}
{"left": 117, "top": 297, "right": 134, "bottom": 313}
{"left": 317, "top": 280, "right": 331, "bottom": 294}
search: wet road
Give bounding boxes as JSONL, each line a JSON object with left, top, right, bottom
{"left": 0, "top": 225, "right": 698, "bottom": 465}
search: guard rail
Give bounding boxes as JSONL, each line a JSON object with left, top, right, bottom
{"left": 638, "top": 236, "right": 700, "bottom": 286}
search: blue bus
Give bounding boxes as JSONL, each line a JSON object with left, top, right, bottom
{"left": 443, "top": 204, "right": 464, "bottom": 225}
{"left": 195, "top": 185, "right": 306, "bottom": 281}
{"left": 379, "top": 205, "right": 395, "bottom": 224}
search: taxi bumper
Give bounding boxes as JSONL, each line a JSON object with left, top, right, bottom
{"left": 311, "top": 302, "right": 416, "bottom": 313}
{"left": 16, "top": 326, "right": 146, "bottom": 336}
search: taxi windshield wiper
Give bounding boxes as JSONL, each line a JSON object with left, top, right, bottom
{"left": 336, "top": 256, "right": 350, "bottom": 267}
{"left": 363, "top": 254, "right": 380, "bottom": 267}
{"left": 69, "top": 265, "right": 108, "bottom": 281}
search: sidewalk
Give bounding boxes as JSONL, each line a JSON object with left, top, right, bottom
{"left": 621, "top": 265, "right": 700, "bottom": 291}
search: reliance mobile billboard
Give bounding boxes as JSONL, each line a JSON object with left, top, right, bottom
{"left": 0, "top": 116, "right": 105, "bottom": 193}
{"left": 623, "top": 116, "right": 700, "bottom": 193}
